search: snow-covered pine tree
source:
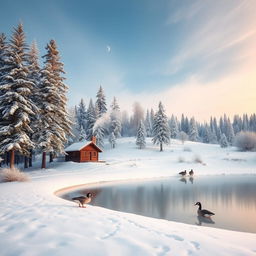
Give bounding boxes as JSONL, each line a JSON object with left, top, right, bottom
{"left": 93, "top": 123, "right": 105, "bottom": 148}
{"left": 0, "top": 24, "right": 38, "bottom": 168}
{"left": 169, "top": 114, "right": 178, "bottom": 139}
{"left": 77, "top": 98, "right": 87, "bottom": 130}
{"left": 136, "top": 120, "right": 146, "bottom": 149}
{"left": 109, "top": 97, "right": 122, "bottom": 138}
{"left": 26, "top": 41, "right": 41, "bottom": 167}
{"left": 189, "top": 117, "right": 198, "bottom": 141}
{"left": 78, "top": 127, "right": 87, "bottom": 141}
{"left": 86, "top": 98, "right": 97, "bottom": 141}
{"left": 226, "top": 118, "right": 235, "bottom": 144}
{"left": 202, "top": 125, "right": 211, "bottom": 143}
{"left": 96, "top": 86, "right": 107, "bottom": 117}
{"left": 0, "top": 33, "right": 9, "bottom": 84}
{"left": 109, "top": 132, "right": 116, "bottom": 149}
{"left": 144, "top": 109, "right": 152, "bottom": 137}
{"left": 220, "top": 133, "right": 228, "bottom": 148}
{"left": 152, "top": 102, "right": 170, "bottom": 151}
{"left": 37, "top": 39, "right": 72, "bottom": 168}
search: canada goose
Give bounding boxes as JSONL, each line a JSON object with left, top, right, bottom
{"left": 72, "top": 193, "right": 92, "bottom": 208}
{"left": 195, "top": 202, "right": 215, "bottom": 217}
{"left": 189, "top": 169, "right": 194, "bottom": 176}
{"left": 179, "top": 170, "right": 187, "bottom": 176}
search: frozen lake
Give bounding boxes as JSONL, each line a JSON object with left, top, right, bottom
{"left": 60, "top": 174, "right": 256, "bottom": 233}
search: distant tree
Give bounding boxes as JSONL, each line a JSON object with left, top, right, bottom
{"left": 86, "top": 99, "right": 97, "bottom": 141}
{"left": 109, "top": 97, "right": 122, "bottom": 138}
{"left": 188, "top": 117, "right": 198, "bottom": 141}
{"left": 226, "top": 118, "right": 235, "bottom": 144}
{"left": 78, "top": 127, "right": 87, "bottom": 141}
{"left": 169, "top": 114, "right": 178, "bottom": 139}
{"left": 178, "top": 131, "right": 188, "bottom": 144}
{"left": 152, "top": 102, "right": 170, "bottom": 151}
{"left": 121, "top": 110, "right": 130, "bottom": 136}
{"left": 77, "top": 99, "right": 87, "bottom": 130}
{"left": 219, "top": 133, "right": 228, "bottom": 148}
{"left": 130, "top": 102, "right": 144, "bottom": 135}
{"left": 0, "top": 24, "right": 37, "bottom": 169}
{"left": 144, "top": 109, "right": 152, "bottom": 137}
{"left": 93, "top": 123, "right": 105, "bottom": 148}
{"left": 136, "top": 120, "right": 146, "bottom": 149}
{"left": 109, "top": 132, "right": 116, "bottom": 149}
{"left": 96, "top": 86, "right": 107, "bottom": 117}
{"left": 202, "top": 125, "right": 211, "bottom": 143}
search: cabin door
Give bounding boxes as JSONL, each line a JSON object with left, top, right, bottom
{"left": 89, "top": 152, "right": 92, "bottom": 160}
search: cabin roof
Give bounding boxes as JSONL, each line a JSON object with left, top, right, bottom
{"left": 65, "top": 141, "right": 102, "bottom": 152}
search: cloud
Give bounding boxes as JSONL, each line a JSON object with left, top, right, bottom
{"left": 117, "top": 60, "right": 256, "bottom": 122}
{"left": 164, "top": 0, "right": 256, "bottom": 80}
{"left": 106, "top": 45, "right": 111, "bottom": 53}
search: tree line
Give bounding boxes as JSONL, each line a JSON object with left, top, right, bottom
{"left": 0, "top": 24, "right": 72, "bottom": 169}
{"left": 72, "top": 89, "right": 256, "bottom": 151}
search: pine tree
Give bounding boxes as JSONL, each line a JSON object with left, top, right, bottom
{"left": 0, "top": 33, "right": 9, "bottom": 84}
{"left": 189, "top": 117, "right": 198, "bottom": 141}
{"left": 93, "top": 123, "right": 105, "bottom": 148}
{"left": 152, "top": 102, "right": 170, "bottom": 151}
{"left": 0, "top": 24, "right": 38, "bottom": 168}
{"left": 169, "top": 114, "right": 178, "bottom": 139}
{"left": 86, "top": 99, "right": 96, "bottom": 141}
{"left": 136, "top": 120, "right": 146, "bottom": 149}
{"left": 109, "top": 97, "right": 121, "bottom": 138}
{"left": 37, "top": 39, "right": 72, "bottom": 168}
{"left": 96, "top": 86, "right": 107, "bottom": 117}
{"left": 109, "top": 132, "right": 116, "bottom": 149}
{"left": 226, "top": 118, "right": 235, "bottom": 144}
{"left": 77, "top": 98, "right": 87, "bottom": 130}
{"left": 78, "top": 127, "right": 87, "bottom": 141}
{"left": 220, "top": 133, "right": 228, "bottom": 148}
{"left": 144, "top": 110, "right": 152, "bottom": 137}
{"left": 26, "top": 41, "right": 41, "bottom": 167}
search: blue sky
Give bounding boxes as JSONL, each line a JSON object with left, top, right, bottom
{"left": 1, "top": 0, "right": 256, "bottom": 121}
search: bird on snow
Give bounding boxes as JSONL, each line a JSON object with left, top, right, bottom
{"left": 179, "top": 170, "right": 187, "bottom": 176}
{"left": 195, "top": 202, "right": 215, "bottom": 217}
{"left": 72, "top": 193, "right": 92, "bottom": 208}
{"left": 189, "top": 169, "right": 194, "bottom": 176}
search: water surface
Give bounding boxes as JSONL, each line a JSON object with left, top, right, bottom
{"left": 60, "top": 175, "right": 256, "bottom": 233}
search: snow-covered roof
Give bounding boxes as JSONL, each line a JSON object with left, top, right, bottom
{"left": 65, "top": 141, "right": 102, "bottom": 152}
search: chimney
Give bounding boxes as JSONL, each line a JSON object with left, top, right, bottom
{"left": 92, "top": 136, "right": 96, "bottom": 144}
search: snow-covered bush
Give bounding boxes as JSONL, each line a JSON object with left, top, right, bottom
{"left": 179, "top": 131, "right": 188, "bottom": 144}
{"left": 193, "top": 154, "right": 203, "bottom": 164}
{"left": 178, "top": 156, "right": 186, "bottom": 163}
{"left": 183, "top": 146, "right": 192, "bottom": 152}
{"left": 0, "top": 168, "right": 30, "bottom": 182}
{"left": 234, "top": 131, "right": 256, "bottom": 151}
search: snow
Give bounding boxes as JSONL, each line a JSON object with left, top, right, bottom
{"left": 65, "top": 141, "right": 92, "bottom": 151}
{"left": 0, "top": 137, "right": 256, "bottom": 256}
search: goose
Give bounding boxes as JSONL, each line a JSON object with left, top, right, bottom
{"left": 195, "top": 202, "right": 215, "bottom": 217}
{"left": 72, "top": 193, "right": 92, "bottom": 208}
{"left": 189, "top": 169, "right": 194, "bottom": 176}
{"left": 179, "top": 170, "right": 187, "bottom": 176}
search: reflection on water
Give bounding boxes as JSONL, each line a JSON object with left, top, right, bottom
{"left": 60, "top": 175, "right": 256, "bottom": 233}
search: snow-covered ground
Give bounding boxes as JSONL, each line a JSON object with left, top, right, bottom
{"left": 0, "top": 138, "right": 256, "bottom": 256}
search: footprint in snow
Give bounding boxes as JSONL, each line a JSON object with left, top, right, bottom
{"left": 165, "top": 234, "right": 184, "bottom": 241}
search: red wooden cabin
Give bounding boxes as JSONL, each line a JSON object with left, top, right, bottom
{"left": 65, "top": 137, "right": 102, "bottom": 162}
